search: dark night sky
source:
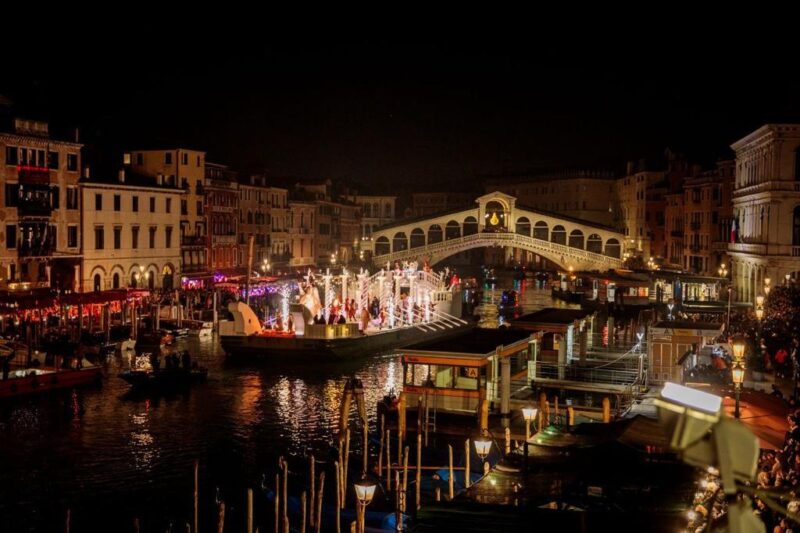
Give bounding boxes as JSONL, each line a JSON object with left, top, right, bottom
{"left": 3, "top": 31, "right": 800, "bottom": 190}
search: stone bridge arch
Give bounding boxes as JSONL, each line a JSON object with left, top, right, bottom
{"left": 368, "top": 190, "right": 625, "bottom": 272}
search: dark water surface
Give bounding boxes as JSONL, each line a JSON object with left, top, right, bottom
{"left": 0, "top": 279, "right": 561, "bottom": 532}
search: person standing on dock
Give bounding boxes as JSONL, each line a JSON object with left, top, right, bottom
{"left": 360, "top": 306, "right": 370, "bottom": 333}
{"left": 149, "top": 352, "right": 160, "bottom": 373}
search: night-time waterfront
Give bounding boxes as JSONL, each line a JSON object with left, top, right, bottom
{"left": 0, "top": 334, "right": 401, "bottom": 531}
{"left": 0, "top": 277, "right": 561, "bottom": 532}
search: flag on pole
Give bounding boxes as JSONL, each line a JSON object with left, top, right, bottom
{"left": 730, "top": 216, "right": 738, "bottom": 244}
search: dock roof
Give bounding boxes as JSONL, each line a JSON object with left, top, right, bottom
{"left": 402, "top": 327, "right": 532, "bottom": 356}
{"left": 515, "top": 308, "right": 591, "bottom": 325}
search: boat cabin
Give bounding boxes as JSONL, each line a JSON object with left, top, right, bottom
{"left": 585, "top": 271, "right": 652, "bottom": 306}
{"left": 647, "top": 320, "right": 723, "bottom": 384}
{"left": 512, "top": 308, "right": 597, "bottom": 370}
{"left": 400, "top": 328, "right": 535, "bottom": 421}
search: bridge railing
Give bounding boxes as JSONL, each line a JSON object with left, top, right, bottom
{"left": 374, "top": 231, "right": 622, "bottom": 267}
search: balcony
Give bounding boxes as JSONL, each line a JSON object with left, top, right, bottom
{"left": 689, "top": 245, "right": 701, "bottom": 253}
{"left": 18, "top": 241, "right": 56, "bottom": 258}
{"left": 181, "top": 235, "right": 206, "bottom": 247}
{"left": 18, "top": 167, "right": 54, "bottom": 185}
{"left": 689, "top": 222, "right": 701, "bottom": 230}
{"left": 181, "top": 263, "right": 207, "bottom": 274}
{"left": 18, "top": 201, "right": 53, "bottom": 218}
{"left": 733, "top": 180, "right": 800, "bottom": 199}
{"left": 728, "top": 242, "right": 767, "bottom": 255}
{"left": 211, "top": 234, "right": 236, "bottom": 245}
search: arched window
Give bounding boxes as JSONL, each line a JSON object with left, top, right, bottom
{"left": 605, "top": 238, "right": 621, "bottom": 258}
{"left": 428, "top": 224, "right": 443, "bottom": 244}
{"left": 445, "top": 220, "right": 461, "bottom": 240}
{"left": 463, "top": 216, "right": 478, "bottom": 236}
{"left": 93, "top": 273, "right": 101, "bottom": 292}
{"left": 551, "top": 225, "right": 566, "bottom": 245}
{"left": 533, "top": 221, "right": 548, "bottom": 240}
{"left": 586, "top": 234, "right": 602, "bottom": 254}
{"left": 515, "top": 217, "right": 531, "bottom": 236}
{"left": 410, "top": 228, "right": 425, "bottom": 248}
{"left": 392, "top": 232, "right": 408, "bottom": 252}
{"left": 375, "top": 236, "right": 390, "bottom": 255}
{"left": 569, "top": 229, "right": 584, "bottom": 249}
{"left": 112, "top": 272, "right": 120, "bottom": 289}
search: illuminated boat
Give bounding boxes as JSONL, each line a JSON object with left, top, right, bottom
{"left": 220, "top": 301, "right": 469, "bottom": 360}
{"left": 118, "top": 367, "right": 208, "bottom": 388}
{"left": 0, "top": 364, "right": 102, "bottom": 399}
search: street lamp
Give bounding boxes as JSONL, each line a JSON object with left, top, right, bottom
{"left": 354, "top": 475, "right": 376, "bottom": 533}
{"left": 731, "top": 338, "right": 746, "bottom": 363}
{"left": 521, "top": 406, "right": 538, "bottom": 440}
{"left": 755, "top": 307, "right": 764, "bottom": 321}
{"left": 731, "top": 362, "right": 745, "bottom": 419}
{"left": 474, "top": 433, "right": 492, "bottom": 473}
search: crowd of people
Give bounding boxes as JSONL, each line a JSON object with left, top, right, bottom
{"left": 688, "top": 410, "right": 800, "bottom": 532}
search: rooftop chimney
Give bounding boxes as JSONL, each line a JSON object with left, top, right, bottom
{"left": 118, "top": 169, "right": 125, "bottom": 183}
{"left": 83, "top": 167, "right": 90, "bottom": 179}
{"left": 157, "top": 174, "right": 163, "bottom": 185}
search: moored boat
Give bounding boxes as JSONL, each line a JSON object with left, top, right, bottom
{"left": 118, "top": 367, "right": 208, "bottom": 388}
{"left": 183, "top": 319, "right": 214, "bottom": 337}
{"left": 0, "top": 365, "right": 102, "bottom": 399}
{"left": 220, "top": 301, "right": 469, "bottom": 360}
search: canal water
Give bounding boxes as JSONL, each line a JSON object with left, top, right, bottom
{"left": 0, "top": 276, "right": 569, "bottom": 532}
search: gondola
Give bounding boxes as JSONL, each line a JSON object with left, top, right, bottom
{"left": 118, "top": 367, "right": 207, "bottom": 389}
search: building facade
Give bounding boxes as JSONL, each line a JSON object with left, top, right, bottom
{"left": 486, "top": 171, "right": 617, "bottom": 227}
{"left": 664, "top": 192, "right": 684, "bottom": 268}
{"left": 411, "top": 192, "right": 473, "bottom": 217}
{"left": 266, "top": 186, "right": 290, "bottom": 267}
{"left": 128, "top": 148, "right": 207, "bottom": 274}
{"left": 343, "top": 194, "right": 397, "bottom": 240}
{"left": 80, "top": 170, "right": 183, "bottom": 291}
{"left": 615, "top": 169, "right": 665, "bottom": 259}
{"left": 238, "top": 175, "right": 270, "bottom": 269}
{"left": 337, "top": 202, "right": 361, "bottom": 264}
{"left": 205, "top": 162, "right": 239, "bottom": 271}
{"left": 288, "top": 200, "right": 316, "bottom": 267}
{"left": 728, "top": 124, "right": 800, "bottom": 304}
{"left": 682, "top": 160, "right": 734, "bottom": 275}
{"left": 0, "top": 118, "right": 82, "bottom": 291}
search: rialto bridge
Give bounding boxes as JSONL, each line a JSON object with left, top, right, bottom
{"left": 369, "top": 191, "right": 624, "bottom": 271}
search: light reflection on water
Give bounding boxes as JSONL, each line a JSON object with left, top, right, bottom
{"left": 0, "top": 277, "right": 557, "bottom": 532}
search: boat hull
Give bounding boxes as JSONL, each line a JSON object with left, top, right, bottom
{"left": 221, "top": 323, "right": 469, "bottom": 360}
{"left": 0, "top": 367, "right": 102, "bottom": 399}
{"left": 118, "top": 369, "right": 208, "bottom": 388}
